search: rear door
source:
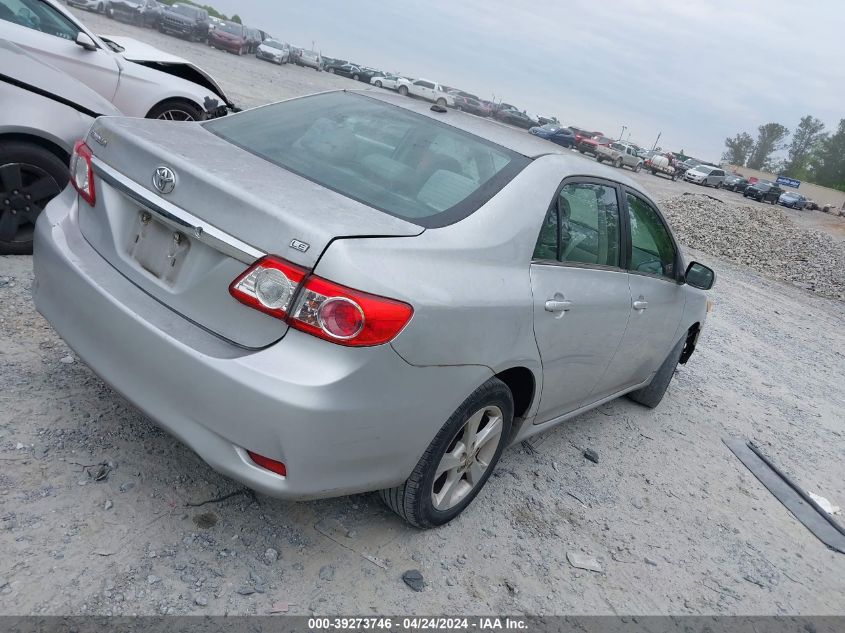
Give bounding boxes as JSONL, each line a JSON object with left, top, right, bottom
{"left": 0, "top": 0, "right": 120, "bottom": 101}
{"left": 599, "top": 189, "right": 685, "bottom": 393}
{"left": 530, "top": 179, "right": 632, "bottom": 422}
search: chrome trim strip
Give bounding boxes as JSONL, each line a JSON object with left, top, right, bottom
{"left": 91, "top": 157, "right": 265, "bottom": 264}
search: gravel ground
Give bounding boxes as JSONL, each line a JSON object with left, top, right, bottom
{"left": 1, "top": 9, "right": 844, "bottom": 617}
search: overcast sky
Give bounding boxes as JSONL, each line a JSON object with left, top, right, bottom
{"left": 208, "top": 0, "right": 844, "bottom": 160}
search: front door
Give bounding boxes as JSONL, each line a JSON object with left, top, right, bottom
{"left": 530, "top": 179, "right": 632, "bottom": 423}
{"left": 0, "top": 0, "right": 119, "bottom": 102}
{"left": 598, "top": 189, "right": 685, "bottom": 393}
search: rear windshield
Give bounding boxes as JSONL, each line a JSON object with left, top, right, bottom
{"left": 204, "top": 92, "right": 529, "bottom": 227}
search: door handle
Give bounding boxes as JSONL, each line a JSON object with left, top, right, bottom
{"left": 633, "top": 299, "right": 648, "bottom": 311}
{"left": 545, "top": 299, "right": 573, "bottom": 313}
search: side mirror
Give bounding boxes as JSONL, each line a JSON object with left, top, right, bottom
{"left": 75, "top": 32, "right": 98, "bottom": 51}
{"left": 685, "top": 261, "right": 715, "bottom": 290}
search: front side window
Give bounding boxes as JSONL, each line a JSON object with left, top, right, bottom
{"left": 0, "top": 0, "right": 80, "bottom": 40}
{"left": 626, "top": 193, "right": 677, "bottom": 280}
{"left": 533, "top": 182, "right": 620, "bottom": 268}
{"left": 205, "top": 91, "right": 528, "bottom": 227}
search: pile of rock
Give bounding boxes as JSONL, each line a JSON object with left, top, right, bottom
{"left": 661, "top": 194, "right": 845, "bottom": 301}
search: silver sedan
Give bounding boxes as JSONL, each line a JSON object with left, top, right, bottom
{"left": 34, "top": 90, "right": 715, "bottom": 527}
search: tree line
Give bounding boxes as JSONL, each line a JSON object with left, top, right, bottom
{"left": 723, "top": 116, "right": 845, "bottom": 191}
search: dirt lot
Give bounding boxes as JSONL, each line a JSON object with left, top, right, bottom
{"left": 1, "top": 9, "right": 844, "bottom": 617}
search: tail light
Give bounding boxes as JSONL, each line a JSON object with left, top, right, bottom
{"left": 229, "top": 255, "right": 307, "bottom": 319}
{"left": 229, "top": 256, "right": 413, "bottom": 347}
{"left": 70, "top": 140, "right": 95, "bottom": 206}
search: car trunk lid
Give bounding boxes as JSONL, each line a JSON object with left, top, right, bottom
{"left": 77, "top": 117, "right": 423, "bottom": 348}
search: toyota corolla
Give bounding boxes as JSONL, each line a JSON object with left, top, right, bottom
{"left": 34, "top": 90, "right": 715, "bottom": 528}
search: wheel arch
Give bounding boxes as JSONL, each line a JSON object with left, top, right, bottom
{"left": 0, "top": 132, "right": 71, "bottom": 166}
{"left": 679, "top": 321, "right": 701, "bottom": 365}
{"left": 145, "top": 97, "right": 207, "bottom": 120}
{"left": 493, "top": 365, "right": 537, "bottom": 439}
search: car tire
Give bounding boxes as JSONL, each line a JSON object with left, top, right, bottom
{"left": 436, "top": 98, "right": 447, "bottom": 107}
{"left": 615, "top": 158, "right": 623, "bottom": 169}
{"left": 375, "top": 80, "right": 382, "bottom": 88}
{"left": 147, "top": 100, "right": 205, "bottom": 121}
{"left": 237, "top": 45, "right": 244, "bottom": 55}
{"left": 97, "top": 2, "right": 104, "bottom": 13}
{"left": 0, "top": 142, "right": 67, "bottom": 256}
{"left": 596, "top": 155, "right": 603, "bottom": 163}
{"left": 634, "top": 163, "right": 642, "bottom": 172}
{"left": 578, "top": 146, "right": 585, "bottom": 153}
{"left": 398, "top": 85, "right": 409, "bottom": 96}
{"left": 626, "top": 336, "right": 685, "bottom": 409}
{"left": 352, "top": 74, "right": 359, "bottom": 81}
{"left": 380, "top": 377, "right": 514, "bottom": 528}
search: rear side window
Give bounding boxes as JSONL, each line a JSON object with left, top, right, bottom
{"left": 533, "top": 182, "right": 620, "bottom": 268}
{"left": 626, "top": 193, "right": 677, "bottom": 279}
{"left": 205, "top": 91, "right": 529, "bottom": 227}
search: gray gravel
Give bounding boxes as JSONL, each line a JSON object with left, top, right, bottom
{"left": 0, "top": 7, "right": 843, "bottom": 618}
{"left": 662, "top": 194, "right": 845, "bottom": 300}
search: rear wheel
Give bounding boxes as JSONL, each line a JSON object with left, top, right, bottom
{"left": 352, "top": 74, "right": 359, "bottom": 81}
{"left": 147, "top": 99, "right": 205, "bottom": 121}
{"left": 615, "top": 158, "right": 623, "bottom": 168}
{"left": 627, "top": 336, "right": 685, "bottom": 408}
{"left": 328, "top": 67, "right": 335, "bottom": 73}
{"left": 380, "top": 377, "right": 513, "bottom": 528}
{"left": 0, "top": 142, "right": 67, "bottom": 256}
{"left": 578, "top": 145, "right": 585, "bottom": 153}
{"left": 596, "top": 155, "right": 603, "bottom": 163}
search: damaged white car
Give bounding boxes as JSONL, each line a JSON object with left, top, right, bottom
{"left": 0, "top": 0, "right": 234, "bottom": 120}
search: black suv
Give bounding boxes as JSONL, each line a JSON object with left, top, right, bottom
{"left": 743, "top": 181, "right": 783, "bottom": 204}
{"left": 158, "top": 3, "right": 209, "bottom": 41}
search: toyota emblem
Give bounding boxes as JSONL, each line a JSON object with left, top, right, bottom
{"left": 152, "top": 166, "right": 176, "bottom": 194}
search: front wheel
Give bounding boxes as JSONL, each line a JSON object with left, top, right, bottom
{"left": 0, "top": 142, "right": 66, "bottom": 255}
{"left": 352, "top": 74, "right": 359, "bottom": 81}
{"left": 615, "top": 158, "right": 623, "bottom": 168}
{"left": 398, "top": 85, "right": 409, "bottom": 96}
{"left": 147, "top": 99, "right": 205, "bottom": 121}
{"left": 627, "top": 336, "right": 685, "bottom": 408}
{"left": 436, "top": 98, "right": 447, "bottom": 107}
{"left": 328, "top": 67, "right": 335, "bottom": 73}
{"left": 375, "top": 80, "right": 382, "bottom": 87}
{"left": 596, "top": 155, "right": 603, "bottom": 163}
{"left": 380, "top": 377, "right": 513, "bottom": 528}
{"left": 634, "top": 162, "right": 642, "bottom": 172}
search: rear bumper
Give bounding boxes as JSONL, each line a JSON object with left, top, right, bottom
{"left": 33, "top": 190, "right": 491, "bottom": 500}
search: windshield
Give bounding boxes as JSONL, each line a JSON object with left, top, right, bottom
{"left": 205, "top": 92, "right": 529, "bottom": 227}
{"left": 219, "top": 22, "right": 243, "bottom": 35}
{"left": 540, "top": 124, "right": 559, "bottom": 131}
{"left": 171, "top": 5, "right": 199, "bottom": 17}
{"left": 264, "top": 39, "right": 284, "bottom": 49}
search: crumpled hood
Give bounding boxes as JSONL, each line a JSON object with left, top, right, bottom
{"left": 99, "top": 36, "right": 231, "bottom": 106}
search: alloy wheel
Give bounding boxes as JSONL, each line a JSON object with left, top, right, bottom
{"left": 431, "top": 405, "right": 504, "bottom": 511}
{"left": 0, "top": 162, "right": 61, "bottom": 244}
{"left": 155, "top": 110, "right": 196, "bottom": 121}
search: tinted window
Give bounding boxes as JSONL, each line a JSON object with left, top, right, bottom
{"left": 0, "top": 0, "right": 80, "bottom": 40}
{"left": 415, "top": 81, "right": 435, "bottom": 88}
{"left": 533, "top": 182, "right": 620, "bottom": 268}
{"left": 626, "top": 193, "right": 677, "bottom": 279}
{"left": 205, "top": 91, "right": 528, "bottom": 227}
